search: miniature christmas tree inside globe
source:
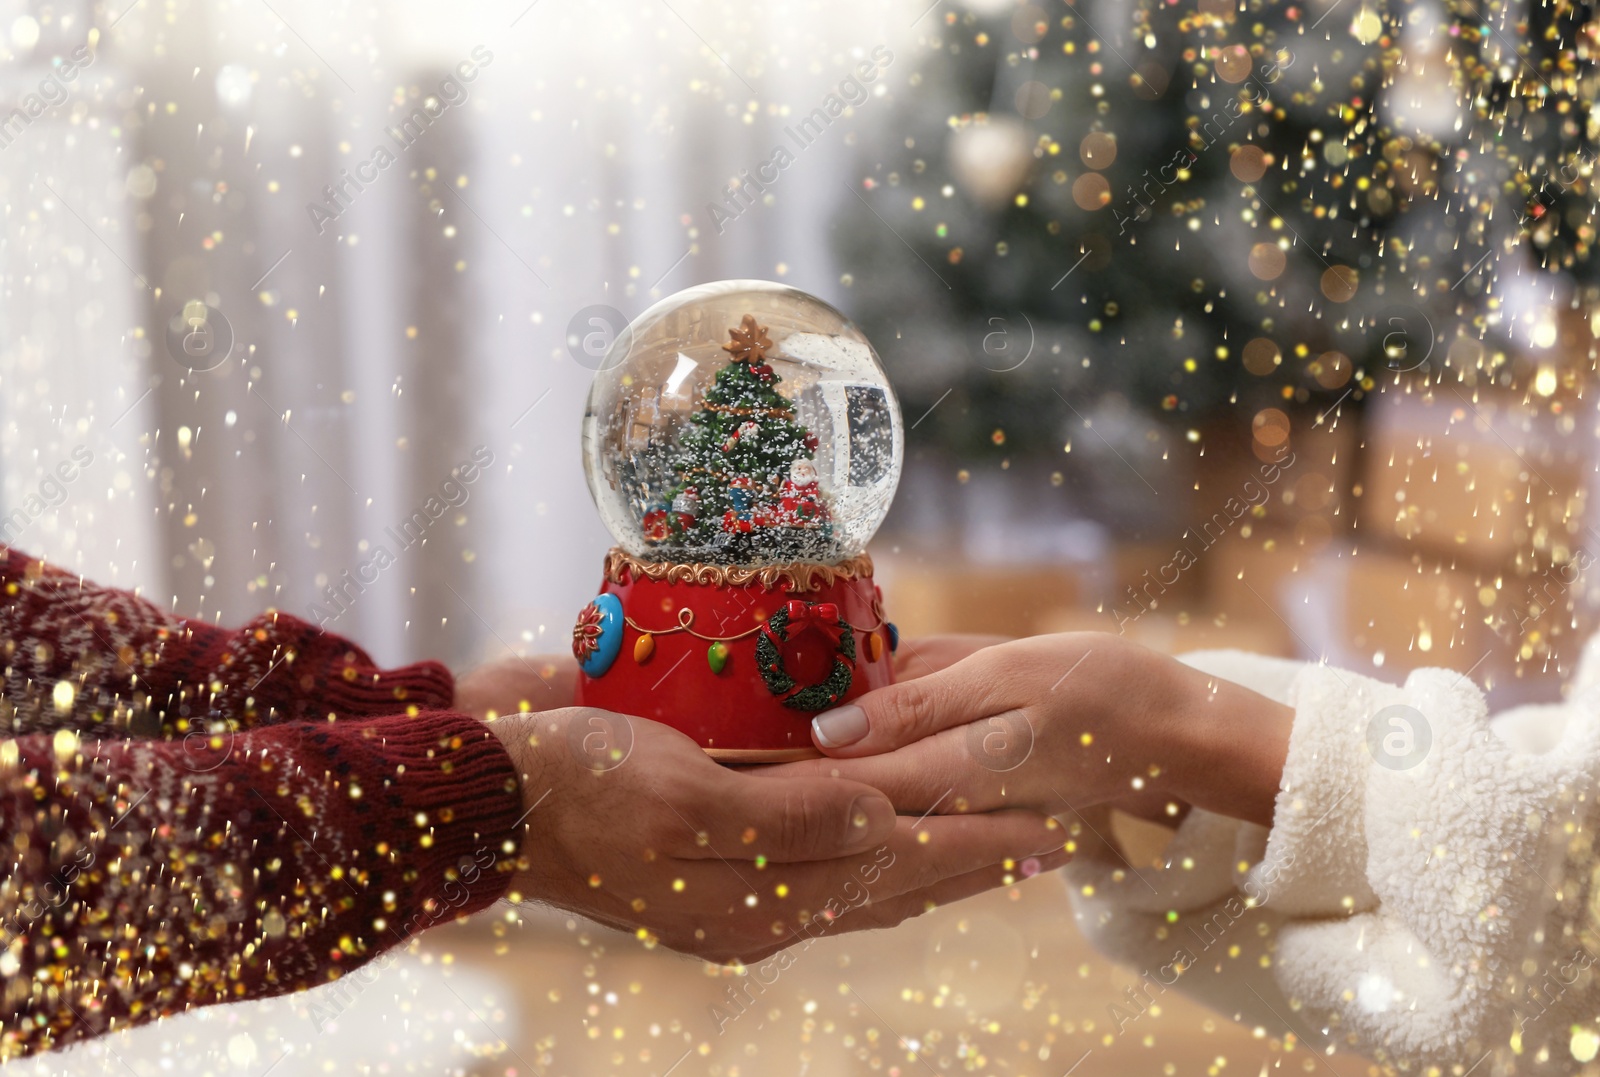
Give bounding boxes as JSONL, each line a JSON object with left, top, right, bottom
{"left": 582, "top": 280, "right": 903, "bottom": 567}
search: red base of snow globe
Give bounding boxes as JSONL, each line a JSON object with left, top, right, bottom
{"left": 573, "top": 548, "right": 898, "bottom": 763}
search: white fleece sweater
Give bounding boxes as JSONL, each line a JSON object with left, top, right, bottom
{"left": 1065, "top": 641, "right": 1600, "bottom": 1074}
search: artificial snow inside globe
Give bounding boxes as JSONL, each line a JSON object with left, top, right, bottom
{"left": 573, "top": 280, "right": 904, "bottom": 761}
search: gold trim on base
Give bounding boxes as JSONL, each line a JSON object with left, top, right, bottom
{"left": 605, "top": 547, "right": 874, "bottom": 593}
{"left": 622, "top": 598, "right": 887, "bottom": 644}
{"left": 705, "top": 746, "right": 823, "bottom": 764}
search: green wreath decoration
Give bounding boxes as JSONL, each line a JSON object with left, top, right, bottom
{"left": 756, "top": 601, "right": 856, "bottom": 711}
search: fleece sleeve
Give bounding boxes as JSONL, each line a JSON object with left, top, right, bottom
{"left": 1065, "top": 643, "right": 1600, "bottom": 1074}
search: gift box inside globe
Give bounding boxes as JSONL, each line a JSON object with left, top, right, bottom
{"left": 572, "top": 280, "right": 904, "bottom": 761}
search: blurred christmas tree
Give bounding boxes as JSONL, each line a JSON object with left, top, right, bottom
{"left": 833, "top": 0, "right": 1600, "bottom": 459}
{"left": 649, "top": 315, "right": 835, "bottom": 562}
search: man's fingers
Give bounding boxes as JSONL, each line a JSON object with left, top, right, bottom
{"left": 757, "top": 813, "right": 1069, "bottom": 942}
{"left": 848, "top": 810, "right": 1065, "bottom": 903}
{"left": 611, "top": 716, "right": 896, "bottom": 863}
{"left": 745, "top": 809, "right": 1064, "bottom": 916}
{"left": 849, "top": 850, "right": 1074, "bottom": 933}
{"left": 674, "top": 771, "right": 898, "bottom": 863}
{"left": 616, "top": 812, "right": 1066, "bottom": 964}
{"left": 707, "top": 850, "right": 1073, "bottom": 963}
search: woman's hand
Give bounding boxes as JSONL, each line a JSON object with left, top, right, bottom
{"left": 891, "top": 634, "right": 1011, "bottom": 679}
{"left": 455, "top": 654, "right": 578, "bottom": 717}
{"left": 484, "top": 708, "right": 1069, "bottom": 964}
{"left": 773, "top": 633, "right": 1293, "bottom": 829}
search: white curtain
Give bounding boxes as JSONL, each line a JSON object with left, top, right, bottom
{"left": 0, "top": 0, "right": 913, "bottom": 671}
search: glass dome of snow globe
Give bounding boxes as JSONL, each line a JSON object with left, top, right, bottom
{"left": 582, "top": 280, "right": 903, "bottom": 567}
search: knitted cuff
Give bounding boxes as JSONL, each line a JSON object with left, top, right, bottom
{"left": 315, "top": 711, "right": 522, "bottom": 921}
{"left": 266, "top": 613, "right": 456, "bottom": 716}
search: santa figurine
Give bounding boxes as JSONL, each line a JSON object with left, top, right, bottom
{"left": 778, "top": 457, "right": 828, "bottom": 526}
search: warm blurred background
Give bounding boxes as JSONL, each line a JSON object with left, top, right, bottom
{"left": 3, "top": 0, "right": 1596, "bottom": 1072}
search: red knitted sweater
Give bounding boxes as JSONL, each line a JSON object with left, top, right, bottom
{"left": 0, "top": 549, "right": 523, "bottom": 1059}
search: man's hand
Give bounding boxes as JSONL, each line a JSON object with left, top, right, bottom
{"left": 777, "top": 633, "right": 1293, "bottom": 829}
{"left": 485, "top": 708, "right": 1068, "bottom": 964}
{"left": 455, "top": 654, "right": 577, "bottom": 718}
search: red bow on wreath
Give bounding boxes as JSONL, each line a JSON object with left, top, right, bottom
{"left": 771, "top": 600, "right": 845, "bottom": 648}
{"left": 757, "top": 600, "right": 857, "bottom": 710}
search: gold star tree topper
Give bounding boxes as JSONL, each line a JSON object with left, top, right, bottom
{"left": 722, "top": 314, "right": 773, "bottom": 364}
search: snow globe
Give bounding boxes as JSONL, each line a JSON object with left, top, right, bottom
{"left": 572, "top": 280, "right": 904, "bottom": 761}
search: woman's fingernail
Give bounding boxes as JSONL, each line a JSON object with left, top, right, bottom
{"left": 813, "top": 705, "right": 868, "bottom": 748}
